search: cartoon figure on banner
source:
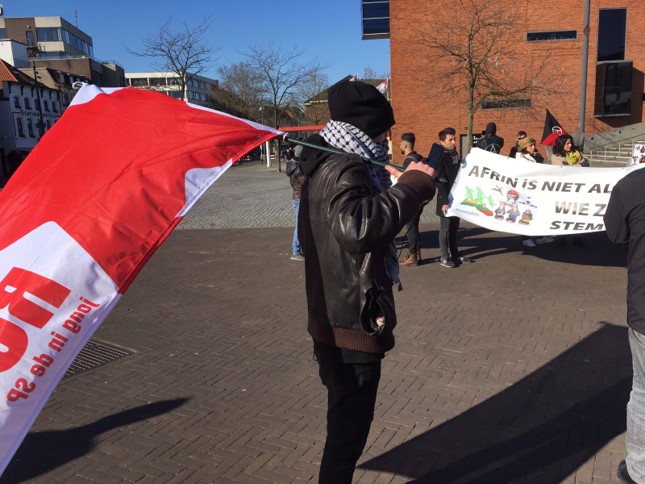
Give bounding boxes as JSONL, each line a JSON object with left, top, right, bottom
{"left": 519, "top": 209, "right": 533, "bottom": 225}
{"left": 460, "top": 184, "right": 538, "bottom": 225}
{"left": 494, "top": 203, "right": 506, "bottom": 220}
{"left": 506, "top": 205, "right": 520, "bottom": 223}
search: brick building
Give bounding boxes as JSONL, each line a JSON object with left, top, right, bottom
{"left": 386, "top": 0, "right": 645, "bottom": 161}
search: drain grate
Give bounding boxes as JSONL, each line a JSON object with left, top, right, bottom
{"left": 64, "top": 339, "right": 134, "bottom": 378}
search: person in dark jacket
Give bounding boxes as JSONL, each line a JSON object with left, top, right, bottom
{"left": 435, "top": 127, "right": 472, "bottom": 268}
{"left": 477, "top": 122, "right": 504, "bottom": 154}
{"left": 399, "top": 132, "right": 426, "bottom": 266}
{"left": 298, "top": 80, "right": 435, "bottom": 484}
{"left": 605, "top": 168, "right": 645, "bottom": 484}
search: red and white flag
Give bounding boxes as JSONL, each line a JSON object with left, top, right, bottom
{"left": 0, "top": 85, "right": 279, "bottom": 473}
{"left": 376, "top": 79, "right": 389, "bottom": 94}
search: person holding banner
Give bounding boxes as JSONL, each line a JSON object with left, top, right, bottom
{"left": 605, "top": 168, "right": 645, "bottom": 484}
{"left": 551, "top": 134, "right": 589, "bottom": 167}
{"left": 552, "top": 134, "right": 588, "bottom": 247}
{"left": 298, "top": 79, "right": 436, "bottom": 483}
{"left": 435, "top": 127, "right": 472, "bottom": 268}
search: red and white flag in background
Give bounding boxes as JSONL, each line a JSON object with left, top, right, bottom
{"left": 0, "top": 85, "right": 279, "bottom": 473}
{"left": 376, "top": 79, "right": 389, "bottom": 94}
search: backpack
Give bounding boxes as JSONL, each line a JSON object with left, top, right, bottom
{"left": 286, "top": 159, "right": 303, "bottom": 177}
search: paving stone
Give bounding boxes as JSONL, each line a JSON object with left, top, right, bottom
{"left": 0, "top": 162, "right": 633, "bottom": 483}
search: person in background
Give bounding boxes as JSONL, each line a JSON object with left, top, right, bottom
{"left": 551, "top": 134, "right": 588, "bottom": 247}
{"left": 515, "top": 137, "right": 545, "bottom": 164}
{"left": 508, "top": 130, "right": 527, "bottom": 159}
{"left": 400, "top": 132, "right": 428, "bottom": 266}
{"left": 298, "top": 79, "right": 436, "bottom": 483}
{"left": 287, "top": 146, "right": 305, "bottom": 261}
{"left": 605, "top": 168, "right": 645, "bottom": 484}
{"left": 435, "top": 127, "right": 472, "bottom": 268}
{"left": 514, "top": 137, "right": 554, "bottom": 247}
{"left": 476, "top": 122, "right": 504, "bottom": 154}
{"left": 551, "top": 134, "right": 589, "bottom": 167}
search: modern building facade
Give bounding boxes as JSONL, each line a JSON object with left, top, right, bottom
{"left": 0, "top": 59, "right": 64, "bottom": 179}
{"left": 125, "top": 72, "right": 217, "bottom": 107}
{"left": 0, "top": 16, "right": 125, "bottom": 87}
{"left": 378, "top": 1, "right": 645, "bottom": 161}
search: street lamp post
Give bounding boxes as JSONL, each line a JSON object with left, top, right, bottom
{"left": 26, "top": 28, "right": 45, "bottom": 139}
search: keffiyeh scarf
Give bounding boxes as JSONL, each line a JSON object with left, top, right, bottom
{"left": 320, "top": 120, "right": 401, "bottom": 287}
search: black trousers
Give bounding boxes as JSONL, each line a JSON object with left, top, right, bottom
{"left": 314, "top": 341, "right": 382, "bottom": 484}
{"left": 439, "top": 215, "right": 460, "bottom": 259}
{"left": 405, "top": 207, "right": 423, "bottom": 254}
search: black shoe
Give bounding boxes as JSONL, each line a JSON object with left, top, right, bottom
{"left": 617, "top": 460, "right": 637, "bottom": 484}
{"left": 456, "top": 255, "right": 472, "bottom": 264}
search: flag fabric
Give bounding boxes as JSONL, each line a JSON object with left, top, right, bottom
{"left": 446, "top": 148, "right": 644, "bottom": 235}
{"left": 541, "top": 109, "right": 567, "bottom": 146}
{"left": 349, "top": 74, "right": 359, "bottom": 81}
{"left": 376, "top": 79, "right": 389, "bottom": 94}
{"left": 0, "top": 84, "right": 279, "bottom": 473}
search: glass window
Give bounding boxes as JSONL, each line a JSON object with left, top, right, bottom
{"left": 24, "top": 98, "right": 31, "bottom": 110}
{"left": 598, "top": 8, "right": 627, "bottom": 61}
{"left": 131, "top": 78, "right": 148, "bottom": 87}
{"left": 52, "top": 102, "right": 58, "bottom": 113}
{"left": 149, "top": 78, "right": 166, "bottom": 86}
{"left": 26, "top": 30, "right": 34, "bottom": 48}
{"left": 13, "top": 97, "right": 20, "bottom": 109}
{"left": 168, "top": 77, "right": 181, "bottom": 86}
{"left": 16, "top": 118, "right": 25, "bottom": 137}
{"left": 43, "top": 100, "right": 50, "bottom": 112}
{"left": 527, "top": 31, "right": 577, "bottom": 42}
{"left": 362, "top": 0, "right": 389, "bottom": 38}
{"left": 167, "top": 91, "right": 181, "bottom": 98}
{"left": 26, "top": 119, "right": 34, "bottom": 137}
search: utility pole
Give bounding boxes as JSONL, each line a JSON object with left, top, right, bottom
{"left": 579, "top": 0, "right": 591, "bottom": 135}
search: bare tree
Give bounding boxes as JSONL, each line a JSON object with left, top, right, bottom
{"left": 296, "top": 66, "right": 329, "bottom": 125}
{"left": 417, "top": 0, "right": 557, "bottom": 153}
{"left": 129, "top": 18, "right": 217, "bottom": 100}
{"left": 243, "top": 44, "right": 322, "bottom": 129}
{"left": 214, "top": 61, "right": 267, "bottom": 120}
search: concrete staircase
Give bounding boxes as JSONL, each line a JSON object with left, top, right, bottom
{"left": 584, "top": 122, "right": 645, "bottom": 165}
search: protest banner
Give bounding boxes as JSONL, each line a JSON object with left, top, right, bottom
{"left": 446, "top": 148, "right": 645, "bottom": 236}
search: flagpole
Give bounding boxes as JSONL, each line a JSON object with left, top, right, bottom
{"left": 283, "top": 135, "right": 403, "bottom": 171}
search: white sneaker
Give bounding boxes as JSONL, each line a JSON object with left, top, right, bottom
{"left": 536, "top": 236, "right": 555, "bottom": 244}
{"left": 523, "top": 239, "right": 537, "bottom": 248}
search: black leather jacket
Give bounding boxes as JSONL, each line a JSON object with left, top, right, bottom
{"left": 298, "top": 138, "right": 435, "bottom": 353}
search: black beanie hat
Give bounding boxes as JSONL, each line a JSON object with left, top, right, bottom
{"left": 327, "top": 80, "right": 395, "bottom": 138}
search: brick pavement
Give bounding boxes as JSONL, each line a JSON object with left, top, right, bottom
{"left": 0, "top": 160, "right": 632, "bottom": 483}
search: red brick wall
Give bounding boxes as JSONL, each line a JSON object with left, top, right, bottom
{"left": 390, "top": 0, "right": 645, "bottom": 163}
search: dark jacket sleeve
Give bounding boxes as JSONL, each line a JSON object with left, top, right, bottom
{"left": 327, "top": 158, "right": 435, "bottom": 254}
{"left": 605, "top": 185, "right": 629, "bottom": 243}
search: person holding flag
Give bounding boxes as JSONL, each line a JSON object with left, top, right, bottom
{"left": 297, "top": 79, "right": 435, "bottom": 483}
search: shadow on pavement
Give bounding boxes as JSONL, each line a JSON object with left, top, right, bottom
{"left": 1, "top": 398, "right": 190, "bottom": 483}
{"left": 360, "top": 323, "right": 630, "bottom": 483}
{"left": 454, "top": 227, "right": 626, "bottom": 268}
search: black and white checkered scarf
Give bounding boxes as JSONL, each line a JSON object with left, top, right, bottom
{"left": 320, "top": 120, "right": 400, "bottom": 287}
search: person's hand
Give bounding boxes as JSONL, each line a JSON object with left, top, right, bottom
{"left": 442, "top": 204, "right": 449, "bottom": 215}
{"left": 385, "top": 161, "right": 435, "bottom": 179}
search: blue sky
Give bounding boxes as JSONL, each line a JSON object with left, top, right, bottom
{"left": 4, "top": 0, "right": 391, "bottom": 84}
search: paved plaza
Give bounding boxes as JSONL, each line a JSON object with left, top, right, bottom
{"left": 0, "top": 160, "right": 634, "bottom": 483}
